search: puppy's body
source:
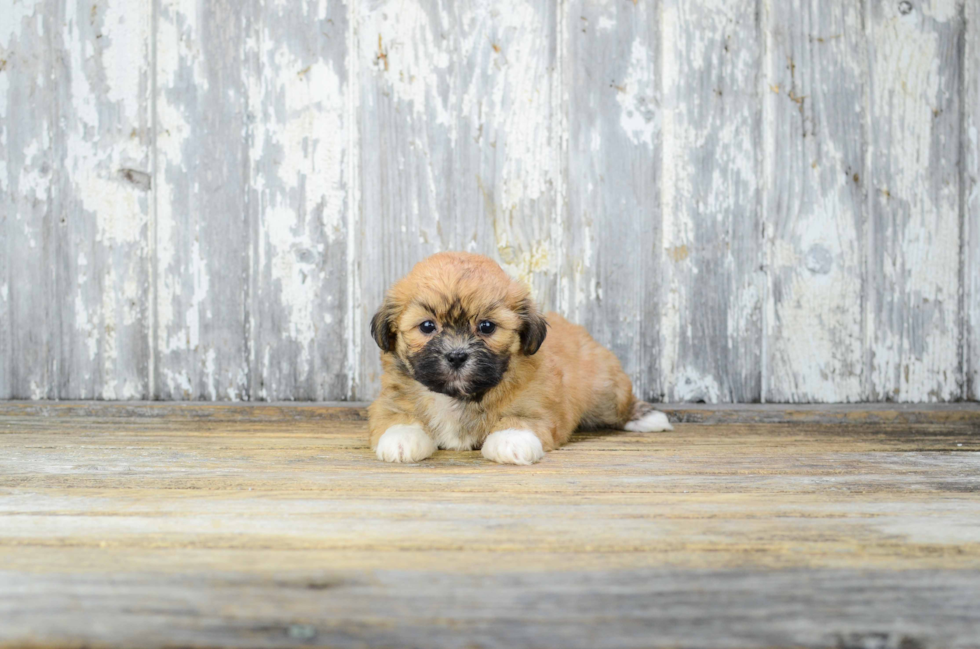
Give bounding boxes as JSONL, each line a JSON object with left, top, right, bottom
{"left": 368, "top": 252, "right": 671, "bottom": 464}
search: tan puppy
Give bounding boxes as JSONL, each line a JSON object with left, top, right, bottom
{"left": 368, "top": 252, "right": 672, "bottom": 465}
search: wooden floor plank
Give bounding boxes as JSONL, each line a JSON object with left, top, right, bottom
{"left": 0, "top": 404, "right": 978, "bottom": 648}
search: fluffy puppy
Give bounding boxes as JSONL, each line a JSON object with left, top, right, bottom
{"left": 368, "top": 252, "right": 672, "bottom": 465}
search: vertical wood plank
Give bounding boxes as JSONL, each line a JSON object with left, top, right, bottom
{"left": 354, "top": 0, "right": 453, "bottom": 399}
{"left": 453, "top": 0, "right": 560, "bottom": 310}
{"left": 563, "top": 0, "right": 662, "bottom": 400}
{"left": 966, "top": 0, "right": 979, "bottom": 401}
{"left": 660, "top": 0, "right": 764, "bottom": 402}
{"left": 0, "top": 2, "right": 58, "bottom": 399}
{"left": 245, "top": 0, "right": 349, "bottom": 401}
{"left": 354, "top": 0, "right": 559, "bottom": 399}
{"left": 867, "top": 0, "right": 963, "bottom": 401}
{"left": 155, "top": 0, "right": 250, "bottom": 400}
{"left": 62, "top": 0, "right": 154, "bottom": 399}
{"left": 1, "top": 1, "right": 152, "bottom": 399}
{"left": 763, "top": 1, "right": 867, "bottom": 402}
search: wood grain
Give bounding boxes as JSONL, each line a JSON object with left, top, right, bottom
{"left": 154, "top": 0, "right": 250, "bottom": 400}
{"left": 62, "top": 0, "right": 154, "bottom": 400}
{"left": 660, "top": 0, "right": 765, "bottom": 402}
{"left": 966, "top": 0, "right": 979, "bottom": 402}
{"left": 764, "top": 0, "right": 866, "bottom": 402}
{"left": 563, "top": 0, "right": 662, "bottom": 401}
{"left": 245, "top": 0, "right": 350, "bottom": 400}
{"left": 1, "top": 2, "right": 60, "bottom": 400}
{"left": 1, "top": 0, "right": 153, "bottom": 400}
{"left": 867, "top": 0, "right": 964, "bottom": 401}
{"left": 0, "top": 403, "right": 979, "bottom": 648}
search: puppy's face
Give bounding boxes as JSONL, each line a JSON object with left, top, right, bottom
{"left": 371, "top": 253, "right": 547, "bottom": 401}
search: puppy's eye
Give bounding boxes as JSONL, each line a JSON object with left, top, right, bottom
{"left": 419, "top": 320, "right": 436, "bottom": 334}
{"left": 478, "top": 321, "right": 496, "bottom": 335}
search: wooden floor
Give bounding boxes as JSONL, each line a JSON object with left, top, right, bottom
{"left": 1, "top": 402, "right": 979, "bottom": 649}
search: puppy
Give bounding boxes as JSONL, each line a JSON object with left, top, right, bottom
{"left": 368, "top": 252, "right": 672, "bottom": 465}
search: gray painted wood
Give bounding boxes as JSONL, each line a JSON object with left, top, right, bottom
{"left": 764, "top": 0, "right": 866, "bottom": 402}
{"left": 245, "top": 0, "right": 350, "bottom": 400}
{"left": 867, "top": 0, "right": 964, "bottom": 401}
{"left": 154, "top": 0, "right": 251, "bottom": 400}
{"left": 563, "top": 0, "right": 662, "bottom": 402}
{"left": 967, "top": 0, "right": 979, "bottom": 402}
{"left": 659, "top": 0, "right": 764, "bottom": 402}
{"left": 61, "top": 0, "right": 154, "bottom": 401}
{"left": 1, "top": 3, "right": 60, "bottom": 400}
{"left": 1, "top": 0, "right": 977, "bottom": 403}
{"left": 1, "top": 1, "right": 152, "bottom": 400}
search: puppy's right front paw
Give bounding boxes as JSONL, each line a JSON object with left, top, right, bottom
{"left": 375, "top": 424, "right": 436, "bottom": 463}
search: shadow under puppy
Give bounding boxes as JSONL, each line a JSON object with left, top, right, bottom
{"left": 368, "top": 252, "right": 672, "bottom": 465}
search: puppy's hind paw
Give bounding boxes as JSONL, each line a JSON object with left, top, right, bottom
{"left": 624, "top": 409, "right": 674, "bottom": 432}
{"left": 375, "top": 424, "right": 436, "bottom": 463}
{"left": 481, "top": 429, "right": 545, "bottom": 465}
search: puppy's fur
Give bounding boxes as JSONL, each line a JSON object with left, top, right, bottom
{"left": 368, "top": 252, "right": 672, "bottom": 464}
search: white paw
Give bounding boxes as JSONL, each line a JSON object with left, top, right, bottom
{"left": 375, "top": 424, "right": 436, "bottom": 463}
{"left": 624, "top": 410, "right": 674, "bottom": 432}
{"left": 481, "top": 429, "right": 545, "bottom": 465}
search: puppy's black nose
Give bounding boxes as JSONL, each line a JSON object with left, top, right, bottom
{"left": 446, "top": 350, "right": 469, "bottom": 369}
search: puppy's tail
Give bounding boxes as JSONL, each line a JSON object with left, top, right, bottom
{"left": 623, "top": 400, "right": 673, "bottom": 432}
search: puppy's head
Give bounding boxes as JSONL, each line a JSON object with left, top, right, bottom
{"left": 370, "top": 252, "right": 547, "bottom": 401}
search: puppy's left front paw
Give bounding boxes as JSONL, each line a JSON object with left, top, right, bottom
{"left": 481, "top": 429, "right": 545, "bottom": 465}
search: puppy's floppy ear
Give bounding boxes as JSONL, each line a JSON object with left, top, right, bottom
{"left": 517, "top": 299, "right": 548, "bottom": 355}
{"left": 370, "top": 297, "right": 399, "bottom": 353}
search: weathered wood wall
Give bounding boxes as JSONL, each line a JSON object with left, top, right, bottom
{"left": 1, "top": 0, "right": 978, "bottom": 402}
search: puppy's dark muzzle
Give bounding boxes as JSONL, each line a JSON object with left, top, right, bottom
{"left": 408, "top": 333, "right": 507, "bottom": 402}
{"left": 446, "top": 350, "right": 469, "bottom": 370}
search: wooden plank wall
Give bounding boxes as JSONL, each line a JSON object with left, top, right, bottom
{"left": 1, "top": 0, "right": 977, "bottom": 403}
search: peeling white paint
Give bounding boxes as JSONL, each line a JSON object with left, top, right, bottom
{"left": 202, "top": 348, "right": 217, "bottom": 401}
{"left": 869, "top": 1, "right": 960, "bottom": 401}
{"left": 920, "top": 0, "right": 959, "bottom": 23}
{"left": 616, "top": 41, "right": 658, "bottom": 149}
{"left": 671, "top": 367, "right": 722, "bottom": 402}
{"left": 99, "top": 2, "right": 144, "bottom": 122}
{"left": 361, "top": 0, "right": 452, "bottom": 126}
{"left": 596, "top": 16, "right": 615, "bottom": 32}
{"left": 346, "top": 0, "right": 362, "bottom": 401}
{"left": 264, "top": 47, "right": 346, "bottom": 239}
{"left": 100, "top": 265, "right": 119, "bottom": 400}
{"left": 762, "top": 1, "right": 867, "bottom": 403}
{"left": 0, "top": 0, "right": 43, "bottom": 49}
{"left": 74, "top": 293, "right": 99, "bottom": 362}
{"left": 659, "top": 3, "right": 682, "bottom": 389}
{"left": 659, "top": 0, "right": 763, "bottom": 401}
{"left": 154, "top": 1, "right": 198, "bottom": 351}
{"left": 245, "top": 2, "right": 351, "bottom": 398}
{"left": 183, "top": 239, "right": 209, "bottom": 353}
{"left": 162, "top": 369, "right": 193, "bottom": 399}
{"left": 495, "top": 238, "right": 553, "bottom": 296}
{"left": 464, "top": 2, "right": 558, "bottom": 304}
{"left": 969, "top": 0, "right": 980, "bottom": 400}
